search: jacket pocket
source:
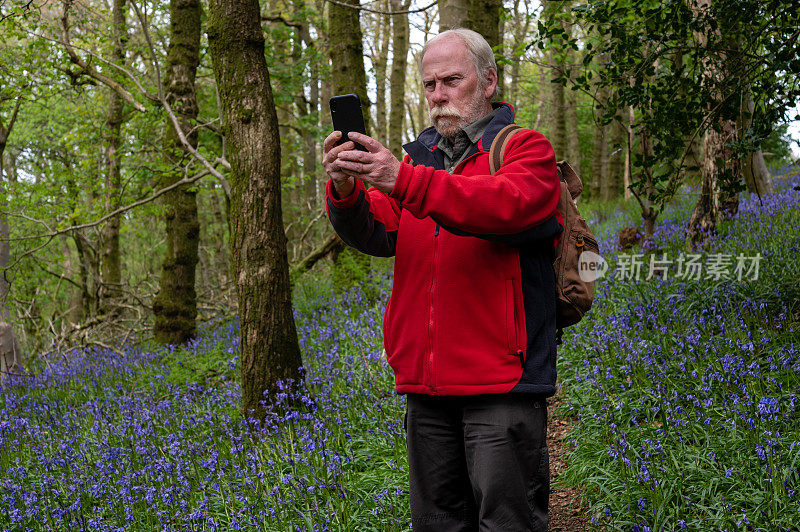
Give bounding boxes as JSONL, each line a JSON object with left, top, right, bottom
{"left": 505, "top": 278, "right": 519, "bottom": 354}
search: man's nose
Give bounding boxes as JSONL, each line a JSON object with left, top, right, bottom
{"left": 429, "top": 83, "right": 447, "bottom": 105}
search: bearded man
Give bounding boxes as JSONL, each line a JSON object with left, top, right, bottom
{"left": 322, "top": 28, "right": 562, "bottom": 531}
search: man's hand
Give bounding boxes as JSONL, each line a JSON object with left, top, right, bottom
{"left": 334, "top": 132, "right": 402, "bottom": 194}
{"left": 322, "top": 131, "right": 356, "bottom": 198}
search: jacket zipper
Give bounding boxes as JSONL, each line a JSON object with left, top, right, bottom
{"left": 428, "top": 223, "right": 439, "bottom": 392}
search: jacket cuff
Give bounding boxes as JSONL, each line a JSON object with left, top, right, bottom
{"left": 326, "top": 178, "right": 364, "bottom": 209}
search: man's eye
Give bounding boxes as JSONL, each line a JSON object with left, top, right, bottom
{"left": 424, "top": 82, "right": 435, "bottom": 90}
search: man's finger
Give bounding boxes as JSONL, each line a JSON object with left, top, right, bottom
{"left": 347, "top": 132, "right": 383, "bottom": 154}
{"left": 337, "top": 159, "right": 370, "bottom": 175}
{"left": 327, "top": 142, "right": 356, "bottom": 164}
{"left": 337, "top": 148, "right": 368, "bottom": 163}
{"left": 323, "top": 131, "right": 343, "bottom": 153}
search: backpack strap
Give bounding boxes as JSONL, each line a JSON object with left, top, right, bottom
{"left": 557, "top": 160, "right": 583, "bottom": 200}
{"left": 488, "top": 124, "right": 523, "bottom": 174}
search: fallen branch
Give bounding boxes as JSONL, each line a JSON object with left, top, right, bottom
{"left": 291, "top": 232, "right": 344, "bottom": 275}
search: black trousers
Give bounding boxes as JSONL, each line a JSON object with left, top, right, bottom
{"left": 405, "top": 393, "right": 549, "bottom": 532}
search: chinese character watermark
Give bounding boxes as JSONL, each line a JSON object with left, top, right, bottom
{"left": 610, "top": 252, "right": 761, "bottom": 282}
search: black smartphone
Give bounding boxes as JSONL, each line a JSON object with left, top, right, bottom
{"left": 329, "top": 94, "right": 368, "bottom": 151}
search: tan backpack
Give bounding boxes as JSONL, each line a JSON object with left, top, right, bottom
{"left": 489, "top": 124, "right": 597, "bottom": 334}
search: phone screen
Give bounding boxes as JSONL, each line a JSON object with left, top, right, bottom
{"left": 329, "top": 94, "right": 368, "bottom": 151}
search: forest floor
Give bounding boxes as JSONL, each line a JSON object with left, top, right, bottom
{"left": 548, "top": 391, "right": 589, "bottom": 531}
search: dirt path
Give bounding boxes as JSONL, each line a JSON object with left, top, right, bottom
{"left": 547, "top": 392, "right": 590, "bottom": 531}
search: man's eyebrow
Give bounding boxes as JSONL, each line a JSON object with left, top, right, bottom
{"left": 422, "top": 71, "right": 465, "bottom": 82}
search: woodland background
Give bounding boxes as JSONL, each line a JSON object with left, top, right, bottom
{"left": 0, "top": 0, "right": 798, "bottom": 416}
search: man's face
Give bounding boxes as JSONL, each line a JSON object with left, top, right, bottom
{"left": 421, "top": 37, "right": 495, "bottom": 139}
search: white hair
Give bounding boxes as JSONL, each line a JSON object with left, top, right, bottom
{"left": 420, "top": 28, "right": 498, "bottom": 98}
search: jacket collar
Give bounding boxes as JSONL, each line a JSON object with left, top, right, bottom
{"left": 402, "top": 102, "right": 516, "bottom": 170}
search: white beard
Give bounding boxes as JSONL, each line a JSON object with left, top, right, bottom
{"left": 429, "top": 86, "right": 490, "bottom": 139}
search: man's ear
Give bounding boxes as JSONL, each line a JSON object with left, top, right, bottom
{"left": 483, "top": 67, "right": 498, "bottom": 99}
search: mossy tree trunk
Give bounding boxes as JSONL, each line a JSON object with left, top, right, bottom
{"left": 328, "top": 0, "right": 370, "bottom": 132}
{"left": 328, "top": 0, "right": 369, "bottom": 277}
{"left": 439, "top": 0, "right": 468, "bottom": 30}
{"left": 467, "top": 0, "right": 502, "bottom": 87}
{"left": 99, "top": 0, "right": 127, "bottom": 316}
{"left": 153, "top": 0, "right": 202, "bottom": 345}
{"left": 388, "top": 0, "right": 410, "bottom": 157}
{"left": 208, "top": 0, "right": 303, "bottom": 420}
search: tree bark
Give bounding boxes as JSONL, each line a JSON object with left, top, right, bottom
{"left": 99, "top": 0, "right": 127, "bottom": 316}
{"left": 467, "top": 0, "right": 502, "bottom": 82}
{"left": 439, "top": 0, "right": 468, "bottom": 31}
{"left": 688, "top": 122, "right": 738, "bottom": 244}
{"left": 208, "top": 0, "right": 303, "bottom": 420}
{"left": 328, "top": 0, "right": 370, "bottom": 133}
{"left": 153, "top": 0, "right": 202, "bottom": 345}
{"left": 388, "top": 0, "right": 410, "bottom": 157}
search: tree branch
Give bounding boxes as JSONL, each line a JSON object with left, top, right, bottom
{"left": 261, "top": 14, "right": 303, "bottom": 29}
{"left": 291, "top": 232, "right": 344, "bottom": 275}
{"left": 323, "top": 0, "right": 436, "bottom": 15}
{"left": 9, "top": 166, "right": 215, "bottom": 240}
{"left": 130, "top": 0, "right": 231, "bottom": 199}
{"left": 60, "top": 0, "right": 146, "bottom": 112}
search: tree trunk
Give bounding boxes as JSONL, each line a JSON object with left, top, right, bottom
{"left": 743, "top": 148, "right": 773, "bottom": 196}
{"left": 290, "top": 5, "right": 321, "bottom": 220}
{"left": 208, "top": 0, "right": 303, "bottom": 420}
{"left": 69, "top": 232, "right": 91, "bottom": 326}
{"left": 414, "top": 14, "right": 434, "bottom": 134}
{"left": 507, "top": 0, "right": 531, "bottom": 111}
{"left": 439, "top": 0, "right": 468, "bottom": 30}
{"left": 606, "top": 115, "right": 625, "bottom": 200}
{"left": 688, "top": 123, "right": 737, "bottom": 245}
{"left": 467, "top": 0, "right": 502, "bottom": 84}
{"left": 543, "top": 0, "right": 566, "bottom": 160}
{"left": 99, "top": 0, "right": 127, "bottom": 316}
{"left": 373, "top": 4, "right": 391, "bottom": 145}
{"left": 624, "top": 106, "right": 634, "bottom": 199}
{"left": 0, "top": 97, "right": 23, "bottom": 383}
{"left": 65, "top": 173, "right": 93, "bottom": 326}
{"left": 328, "top": 0, "right": 372, "bottom": 279}
{"left": 687, "top": 0, "right": 742, "bottom": 245}
{"left": 740, "top": 93, "right": 774, "bottom": 197}
{"left": 153, "top": 0, "right": 202, "bottom": 345}
{"left": 388, "top": 0, "right": 410, "bottom": 157}
{"left": 209, "top": 186, "right": 230, "bottom": 285}
{"left": 328, "top": 0, "right": 370, "bottom": 133}
{"left": 566, "top": 55, "right": 581, "bottom": 176}
{"left": 591, "top": 116, "right": 606, "bottom": 201}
